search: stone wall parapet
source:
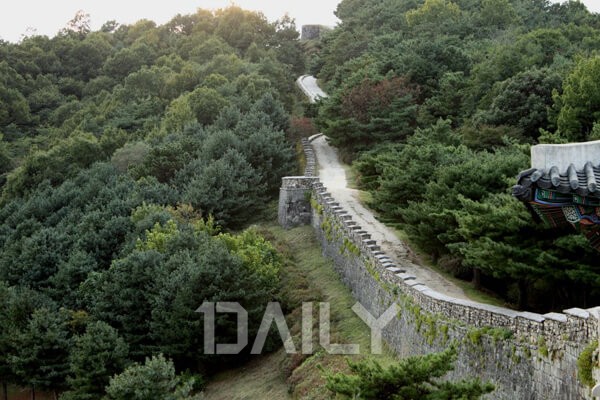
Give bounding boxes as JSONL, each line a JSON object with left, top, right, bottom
{"left": 278, "top": 137, "right": 599, "bottom": 398}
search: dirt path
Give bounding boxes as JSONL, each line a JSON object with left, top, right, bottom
{"left": 297, "top": 75, "right": 327, "bottom": 103}
{"left": 301, "top": 77, "right": 469, "bottom": 300}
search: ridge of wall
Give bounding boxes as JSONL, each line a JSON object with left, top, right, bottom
{"left": 277, "top": 138, "right": 319, "bottom": 228}
{"left": 310, "top": 181, "right": 599, "bottom": 343}
{"left": 283, "top": 137, "right": 600, "bottom": 399}
{"left": 302, "top": 138, "right": 317, "bottom": 176}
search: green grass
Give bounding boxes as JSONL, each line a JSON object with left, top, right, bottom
{"left": 577, "top": 340, "right": 598, "bottom": 387}
{"left": 358, "top": 189, "right": 374, "bottom": 207}
{"left": 343, "top": 163, "right": 359, "bottom": 190}
{"left": 203, "top": 223, "right": 399, "bottom": 400}
{"left": 265, "top": 224, "right": 399, "bottom": 399}
{"left": 267, "top": 224, "right": 383, "bottom": 351}
{"left": 201, "top": 350, "right": 292, "bottom": 400}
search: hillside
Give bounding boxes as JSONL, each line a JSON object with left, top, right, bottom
{"left": 0, "top": 7, "right": 305, "bottom": 398}
{"left": 2, "top": 0, "right": 600, "bottom": 398}
{"left": 311, "top": 0, "right": 600, "bottom": 312}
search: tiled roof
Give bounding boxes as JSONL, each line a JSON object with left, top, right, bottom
{"left": 513, "top": 162, "right": 600, "bottom": 201}
{"left": 513, "top": 142, "right": 600, "bottom": 251}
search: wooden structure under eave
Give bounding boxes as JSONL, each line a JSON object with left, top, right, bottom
{"left": 513, "top": 140, "right": 600, "bottom": 250}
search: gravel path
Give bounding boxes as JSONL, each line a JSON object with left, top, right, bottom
{"left": 299, "top": 75, "right": 469, "bottom": 300}
{"left": 297, "top": 75, "right": 327, "bottom": 103}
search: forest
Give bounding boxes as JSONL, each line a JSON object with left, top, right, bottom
{"left": 2, "top": 0, "right": 600, "bottom": 398}
{"left": 312, "top": 0, "right": 600, "bottom": 311}
{"left": 0, "top": 7, "right": 304, "bottom": 398}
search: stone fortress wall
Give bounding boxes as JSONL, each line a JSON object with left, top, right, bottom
{"left": 278, "top": 140, "right": 318, "bottom": 228}
{"left": 279, "top": 137, "right": 600, "bottom": 399}
{"left": 301, "top": 25, "right": 331, "bottom": 41}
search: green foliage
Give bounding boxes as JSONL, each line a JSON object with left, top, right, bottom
{"left": 0, "top": 283, "right": 50, "bottom": 385}
{"left": 219, "top": 227, "right": 283, "bottom": 285}
{"left": 553, "top": 55, "right": 600, "bottom": 141}
{"left": 467, "top": 328, "right": 483, "bottom": 347}
{"left": 0, "top": 16, "right": 298, "bottom": 393}
{"left": 10, "top": 308, "right": 72, "bottom": 392}
{"left": 323, "top": 347, "right": 494, "bottom": 399}
{"left": 83, "top": 210, "right": 281, "bottom": 369}
{"left": 252, "top": 91, "right": 290, "bottom": 132}
{"left": 85, "top": 250, "right": 165, "bottom": 359}
{"left": 2, "top": 133, "right": 109, "bottom": 201}
{"left": 0, "top": 163, "right": 173, "bottom": 294}
{"left": 476, "top": 0, "right": 518, "bottom": 30}
{"left": 537, "top": 336, "right": 549, "bottom": 358}
{"left": 161, "top": 95, "right": 196, "bottom": 133}
{"left": 0, "top": 19, "right": 302, "bottom": 395}
{"left": 419, "top": 71, "right": 469, "bottom": 126}
{"left": 405, "top": 0, "right": 463, "bottom": 35}
{"left": 359, "top": 120, "right": 460, "bottom": 215}
{"left": 132, "top": 139, "right": 192, "bottom": 183}
{"left": 312, "top": 0, "right": 600, "bottom": 309}
{"left": 102, "top": 44, "right": 155, "bottom": 80}
{"left": 450, "top": 193, "right": 540, "bottom": 281}
{"left": 475, "top": 68, "right": 562, "bottom": 140}
{"left": 318, "top": 76, "right": 419, "bottom": 156}
{"left": 105, "top": 354, "right": 200, "bottom": 400}
{"left": 0, "top": 62, "right": 31, "bottom": 128}
{"left": 135, "top": 219, "right": 179, "bottom": 253}
{"left": 399, "top": 142, "right": 528, "bottom": 254}
{"left": 149, "top": 234, "right": 278, "bottom": 367}
{"left": 187, "top": 87, "right": 230, "bottom": 126}
{"left": 111, "top": 141, "right": 151, "bottom": 173}
{"left": 182, "top": 149, "right": 264, "bottom": 227}
{"left": 63, "top": 321, "right": 129, "bottom": 400}
{"left": 214, "top": 6, "right": 275, "bottom": 53}
{"left": 0, "top": 135, "right": 11, "bottom": 178}
{"left": 577, "top": 340, "right": 598, "bottom": 388}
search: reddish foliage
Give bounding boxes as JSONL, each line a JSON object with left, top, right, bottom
{"left": 288, "top": 117, "right": 319, "bottom": 140}
{"left": 341, "top": 77, "right": 419, "bottom": 123}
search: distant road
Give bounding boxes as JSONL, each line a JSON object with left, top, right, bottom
{"left": 296, "top": 75, "right": 328, "bottom": 103}
{"left": 298, "top": 76, "right": 469, "bottom": 300}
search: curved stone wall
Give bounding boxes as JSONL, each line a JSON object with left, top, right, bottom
{"left": 279, "top": 137, "right": 600, "bottom": 399}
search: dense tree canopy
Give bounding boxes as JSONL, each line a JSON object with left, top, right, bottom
{"left": 4, "top": 0, "right": 600, "bottom": 396}
{"left": 313, "top": 0, "right": 600, "bottom": 310}
{"left": 0, "top": 5, "right": 301, "bottom": 397}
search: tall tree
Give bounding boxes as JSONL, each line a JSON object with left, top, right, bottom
{"left": 553, "top": 55, "right": 600, "bottom": 141}
{"left": 318, "top": 76, "right": 419, "bottom": 157}
{"left": 84, "top": 250, "right": 164, "bottom": 360}
{"left": 10, "top": 308, "right": 72, "bottom": 398}
{"left": 62, "top": 321, "right": 129, "bottom": 400}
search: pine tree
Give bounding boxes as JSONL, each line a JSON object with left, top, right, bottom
{"left": 324, "top": 347, "right": 494, "bottom": 399}
{"left": 10, "top": 308, "right": 72, "bottom": 398}
{"left": 62, "top": 321, "right": 129, "bottom": 400}
{"left": 105, "top": 354, "right": 200, "bottom": 400}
